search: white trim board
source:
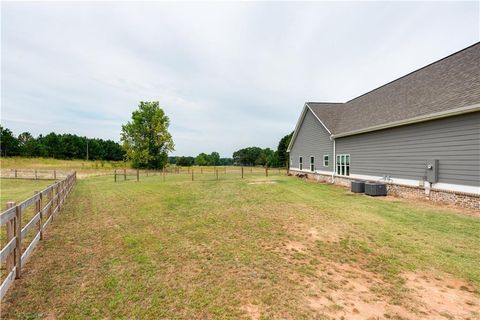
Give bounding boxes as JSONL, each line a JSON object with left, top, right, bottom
{"left": 287, "top": 103, "right": 333, "bottom": 152}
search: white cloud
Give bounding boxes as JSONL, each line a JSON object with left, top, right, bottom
{"left": 1, "top": 1, "right": 478, "bottom": 156}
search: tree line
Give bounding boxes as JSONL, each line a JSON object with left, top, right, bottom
{"left": 169, "top": 152, "right": 233, "bottom": 167}
{"left": 0, "top": 126, "right": 124, "bottom": 161}
{"left": 232, "top": 132, "right": 292, "bottom": 167}
{"left": 168, "top": 133, "right": 293, "bottom": 168}
{"left": 1, "top": 101, "right": 294, "bottom": 169}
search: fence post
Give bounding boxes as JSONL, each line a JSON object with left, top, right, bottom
{"left": 54, "top": 170, "right": 57, "bottom": 180}
{"left": 15, "top": 205, "right": 22, "bottom": 278}
{"left": 266, "top": 167, "right": 268, "bottom": 177}
{"left": 124, "top": 169, "right": 126, "bottom": 181}
{"left": 192, "top": 170, "right": 194, "bottom": 181}
{"left": 14, "top": 169, "right": 17, "bottom": 179}
{"left": 5, "top": 202, "right": 15, "bottom": 274}
{"left": 35, "top": 191, "right": 43, "bottom": 240}
{"left": 216, "top": 169, "right": 218, "bottom": 180}
{"left": 163, "top": 169, "right": 166, "bottom": 182}
{"left": 137, "top": 169, "right": 139, "bottom": 182}
{"left": 241, "top": 167, "right": 244, "bottom": 179}
{"left": 201, "top": 167, "right": 203, "bottom": 174}
{"left": 35, "top": 169, "right": 38, "bottom": 180}
{"left": 114, "top": 169, "right": 117, "bottom": 182}
{"left": 49, "top": 187, "right": 54, "bottom": 222}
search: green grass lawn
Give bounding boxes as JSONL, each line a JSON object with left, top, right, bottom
{"left": 0, "top": 179, "right": 53, "bottom": 205}
{"left": 1, "top": 173, "right": 479, "bottom": 319}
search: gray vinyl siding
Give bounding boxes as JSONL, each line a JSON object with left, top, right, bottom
{"left": 335, "top": 112, "right": 480, "bottom": 187}
{"left": 289, "top": 109, "right": 333, "bottom": 171}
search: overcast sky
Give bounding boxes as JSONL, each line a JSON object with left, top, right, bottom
{"left": 1, "top": 1, "right": 479, "bottom": 157}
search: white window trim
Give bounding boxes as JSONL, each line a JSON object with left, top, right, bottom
{"left": 336, "top": 154, "right": 351, "bottom": 176}
{"left": 323, "top": 154, "right": 329, "bottom": 167}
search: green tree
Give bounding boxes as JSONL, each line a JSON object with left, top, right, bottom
{"left": 195, "top": 153, "right": 209, "bottom": 166}
{"left": 277, "top": 132, "right": 293, "bottom": 167}
{"left": 0, "top": 126, "right": 19, "bottom": 156}
{"left": 121, "top": 101, "right": 174, "bottom": 169}
{"left": 176, "top": 156, "right": 194, "bottom": 166}
{"left": 208, "top": 152, "right": 220, "bottom": 166}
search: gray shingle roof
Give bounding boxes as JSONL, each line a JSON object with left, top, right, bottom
{"left": 307, "top": 42, "right": 480, "bottom": 135}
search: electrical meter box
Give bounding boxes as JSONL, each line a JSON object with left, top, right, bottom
{"left": 426, "top": 159, "right": 439, "bottom": 183}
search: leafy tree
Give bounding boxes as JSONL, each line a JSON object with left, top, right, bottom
{"left": 233, "top": 147, "right": 264, "bottom": 166}
{"left": 18, "top": 132, "right": 38, "bottom": 157}
{"left": 219, "top": 158, "right": 233, "bottom": 165}
{"left": 195, "top": 153, "right": 209, "bottom": 166}
{"left": 208, "top": 152, "right": 220, "bottom": 166}
{"left": 43, "top": 132, "right": 63, "bottom": 158}
{"left": 0, "top": 126, "right": 19, "bottom": 156}
{"left": 121, "top": 101, "right": 174, "bottom": 169}
{"left": 176, "top": 156, "right": 194, "bottom": 166}
{"left": 277, "top": 132, "right": 293, "bottom": 167}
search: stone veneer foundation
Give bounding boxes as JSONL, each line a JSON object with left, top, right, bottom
{"left": 288, "top": 169, "right": 479, "bottom": 210}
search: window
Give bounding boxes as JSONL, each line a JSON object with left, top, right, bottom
{"left": 323, "top": 155, "right": 329, "bottom": 167}
{"left": 336, "top": 154, "right": 350, "bottom": 176}
{"left": 310, "top": 156, "right": 315, "bottom": 172}
{"left": 299, "top": 156, "right": 303, "bottom": 170}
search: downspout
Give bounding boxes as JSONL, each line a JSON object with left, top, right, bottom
{"left": 331, "top": 136, "right": 336, "bottom": 184}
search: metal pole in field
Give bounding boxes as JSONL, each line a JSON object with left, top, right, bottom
{"left": 216, "top": 169, "right": 218, "bottom": 180}
{"left": 241, "top": 167, "right": 244, "bottom": 179}
{"left": 124, "top": 168, "right": 126, "bottom": 181}
{"left": 14, "top": 169, "right": 17, "bottom": 179}
{"left": 35, "top": 169, "right": 38, "bottom": 180}
{"left": 54, "top": 170, "right": 57, "bottom": 180}
{"left": 114, "top": 170, "right": 117, "bottom": 182}
{"left": 266, "top": 167, "right": 268, "bottom": 177}
{"left": 137, "top": 169, "right": 139, "bottom": 182}
{"left": 224, "top": 167, "right": 226, "bottom": 174}
{"left": 201, "top": 167, "right": 203, "bottom": 174}
{"left": 192, "top": 170, "right": 194, "bottom": 181}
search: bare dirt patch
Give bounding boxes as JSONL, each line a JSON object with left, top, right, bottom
{"left": 305, "top": 262, "right": 480, "bottom": 320}
{"left": 247, "top": 180, "right": 277, "bottom": 185}
{"left": 241, "top": 303, "right": 261, "bottom": 320}
{"left": 306, "top": 262, "right": 416, "bottom": 320}
{"left": 404, "top": 272, "right": 479, "bottom": 320}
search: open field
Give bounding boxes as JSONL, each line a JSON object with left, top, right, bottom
{"left": 1, "top": 173, "right": 479, "bottom": 319}
{"left": 0, "top": 157, "right": 126, "bottom": 170}
{"left": 0, "top": 179, "right": 53, "bottom": 204}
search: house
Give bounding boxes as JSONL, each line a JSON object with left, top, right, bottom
{"left": 287, "top": 42, "right": 480, "bottom": 209}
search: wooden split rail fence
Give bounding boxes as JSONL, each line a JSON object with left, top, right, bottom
{"left": 113, "top": 167, "right": 288, "bottom": 182}
{"left": 0, "top": 172, "right": 77, "bottom": 300}
{"left": 0, "top": 168, "right": 70, "bottom": 180}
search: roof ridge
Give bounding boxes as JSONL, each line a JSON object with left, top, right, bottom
{"left": 306, "top": 102, "right": 344, "bottom": 105}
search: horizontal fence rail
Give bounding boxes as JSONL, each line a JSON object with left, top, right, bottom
{"left": 0, "top": 171, "right": 77, "bottom": 300}
{"left": 113, "top": 166, "right": 288, "bottom": 182}
{"left": 0, "top": 169, "right": 72, "bottom": 180}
